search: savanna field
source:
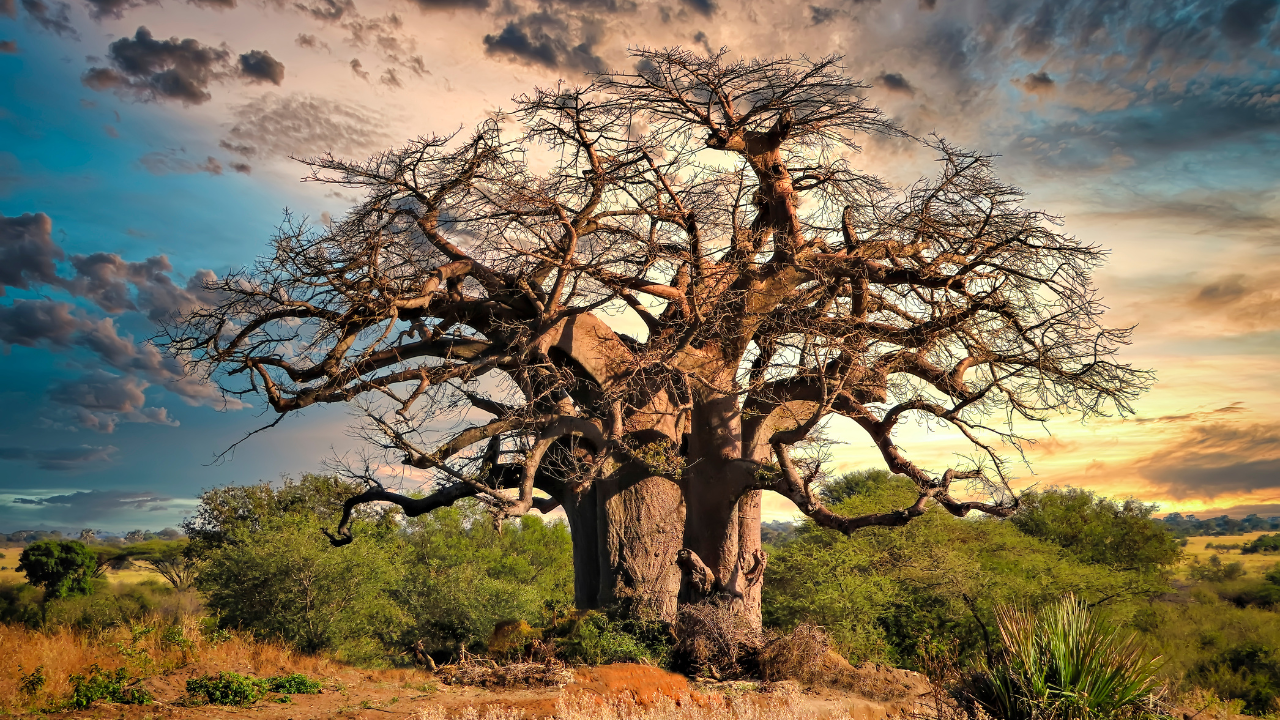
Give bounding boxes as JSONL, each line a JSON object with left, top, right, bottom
{"left": 4, "top": 474, "right": 1280, "bottom": 719}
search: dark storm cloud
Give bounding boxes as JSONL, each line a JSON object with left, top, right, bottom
{"left": 186, "top": 0, "right": 235, "bottom": 8}
{"left": 48, "top": 371, "right": 177, "bottom": 433}
{"left": 239, "top": 50, "right": 285, "bottom": 85}
{"left": 680, "top": 0, "right": 713, "bottom": 16}
{"left": 63, "top": 251, "right": 204, "bottom": 321}
{"left": 1220, "top": 0, "right": 1279, "bottom": 46}
{"left": 1138, "top": 422, "right": 1280, "bottom": 499}
{"left": 0, "top": 445, "right": 117, "bottom": 471}
{"left": 1017, "top": 71, "right": 1054, "bottom": 94}
{"left": 483, "top": 11, "right": 605, "bottom": 71}
{"left": 221, "top": 92, "right": 391, "bottom": 161}
{"left": 809, "top": 6, "right": 838, "bottom": 25}
{"left": 1, "top": 0, "right": 14, "bottom": 17}
{"left": 20, "top": 0, "right": 77, "bottom": 38}
{"left": 82, "top": 0, "right": 156, "bottom": 21}
{"left": 875, "top": 72, "right": 914, "bottom": 96}
{"left": 82, "top": 27, "right": 233, "bottom": 105}
{"left": 230, "top": 161, "right": 251, "bottom": 174}
{"left": 0, "top": 300, "right": 88, "bottom": 348}
{"left": 0, "top": 213, "right": 64, "bottom": 294}
{"left": 12, "top": 490, "right": 173, "bottom": 516}
{"left": 81, "top": 28, "right": 287, "bottom": 105}
{"left": 0, "top": 40, "right": 16, "bottom": 53}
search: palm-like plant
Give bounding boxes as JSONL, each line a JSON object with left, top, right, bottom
{"left": 971, "top": 594, "right": 1167, "bottom": 719}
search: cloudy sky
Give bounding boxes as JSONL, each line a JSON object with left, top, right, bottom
{"left": 1, "top": 0, "right": 1278, "bottom": 532}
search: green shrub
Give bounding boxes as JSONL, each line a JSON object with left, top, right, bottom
{"left": 18, "top": 665, "right": 45, "bottom": 696}
{"left": 1189, "top": 555, "right": 1247, "bottom": 582}
{"left": 66, "top": 665, "right": 153, "bottom": 709}
{"left": 0, "top": 581, "right": 44, "bottom": 626}
{"left": 186, "top": 671, "right": 268, "bottom": 705}
{"left": 198, "top": 513, "right": 407, "bottom": 661}
{"left": 41, "top": 579, "right": 185, "bottom": 631}
{"left": 185, "top": 672, "right": 322, "bottom": 705}
{"left": 551, "top": 610, "right": 670, "bottom": 666}
{"left": 1242, "top": 534, "right": 1280, "bottom": 554}
{"left": 266, "top": 673, "right": 322, "bottom": 694}
{"left": 969, "top": 595, "right": 1164, "bottom": 720}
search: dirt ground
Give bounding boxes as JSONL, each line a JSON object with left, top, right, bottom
{"left": 9, "top": 663, "right": 941, "bottom": 720}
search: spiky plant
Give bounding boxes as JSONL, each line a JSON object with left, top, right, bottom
{"left": 970, "top": 594, "right": 1167, "bottom": 719}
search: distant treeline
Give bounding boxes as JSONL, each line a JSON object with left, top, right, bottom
{"left": 1159, "top": 513, "right": 1280, "bottom": 537}
{"left": 1, "top": 528, "right": 184, "bottom": 546}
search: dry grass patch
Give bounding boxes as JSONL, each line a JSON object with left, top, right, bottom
{"left": 0, "top": 618, "right": 433, "bottom": 713}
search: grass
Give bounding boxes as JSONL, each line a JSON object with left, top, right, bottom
{"left": 0, "top": 616, "right": 433, "bottom": 713}
{"left": 1179, "top": 534, "right": 1279, "bottom": 578}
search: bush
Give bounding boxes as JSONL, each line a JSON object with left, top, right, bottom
{"left": 395, "top": 503, "right": 574, "bottom": 659}
{"left": 185, "top": 671, "right": 323, "bottom": 705}
{"left": 266, "top": 672, "right": 322, "bottom": 694}
{"left": 41, "top": 580, "right": 194, "bottom": 631}
{"left": 66, "top": 664, "right": 153, "bottom": 709}
{"left": 198, "top": 512, "right": 407, "bottom": 663}
{"left": 1011, "top": 488, "right": 1181, "bottom": 572}
{"left": 969, "top": 595, "right": 1164, "bottom": 720}
{"left": 551, "top": 609, "right": 671, "bottom": 667}
{"left": 1189, "top": 555, "right": 1247, "bottom": 582}
{"left": 18, "top": 540, "right": 96, "bottom": 599}
{"left": 186, "top": 671, "right": 269, "bottom": 705}
{"left": 1243, "top": 534, "right": 1280, "bottom": 554}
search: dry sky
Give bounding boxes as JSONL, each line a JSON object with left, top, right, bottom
{"left": 1, "top": 0, "right": 1279, "bottom": 531}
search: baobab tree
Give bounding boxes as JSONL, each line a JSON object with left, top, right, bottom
{"left": 164, "top": 48, "right": 1149, "bottom": 629}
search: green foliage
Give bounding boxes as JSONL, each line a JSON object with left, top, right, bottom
{"left": 189, "top": 472, "right": 574, "bottom": 665}
{"left": 186, "top": 671, "right": 269, "bottom": 705}
{"left": 816, "top": 468, "right": 899, "bottom": 506}
{"left": 1139, "top": 588, "right": 1280, "bottom": 715}
{"left": 266, "top": 673, "right": 322, "bottom": 694}
{"left": 1243, "top": 534, "right": 1280, "bottom": 554}
{"left": 198, "top": 511, "right": 406, "bottom": 662}
{"left": 0, "top": 581, "right": 45, "bottom": 626}
{"left": 549, "top": 608, "right": 672, "bottom": 666}
{"left": 40, "top": 579, "right": 185, "bottom": 631}
{"left": 395, "top": 501, "right": 574, "bottom": 657}
{"left": 182, "top": 473, "right": 370, "bottom": 555}
{"left": 969, "top": 595, "right": 1164, "bottom": 720}
{"left": 185, "top": 672, "right": 322, "bottom": 705}
{"left": 1011, "top": 488, "right": 1181, "bottom": 572}
{"left": 17, "top": 540, "right": 97, "bottom": 599}
{"left": 18, "top": 665, "right": 45, "bottom": 695}
{"left": 764, "top": 473, "right": 1166, "bottom": 666}
{"left": 1188, "top": 555, "right": 1247, "bottom": 582}
{"left": 66, "top": 664, "right": 153, "bottom": 709}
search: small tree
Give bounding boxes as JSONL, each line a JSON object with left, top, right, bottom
{"left": 126, "top": 540, "right": 200, "bottom": 589}
{"left": 18, "top": 540, "right": 97, "bottom": 599}
{"left": 165, "top": 48, "right": 1150, "bottom": 628}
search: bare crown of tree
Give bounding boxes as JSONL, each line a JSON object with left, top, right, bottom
{"left": 163, "top": 49, "right": 1150, "bottom": 600}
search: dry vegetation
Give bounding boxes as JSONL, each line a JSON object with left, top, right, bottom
{"left": 0, "top": 616, "right": 434, "bottom": 715}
